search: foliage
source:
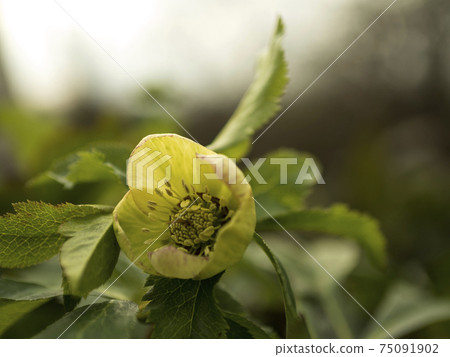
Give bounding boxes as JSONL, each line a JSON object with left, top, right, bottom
{"left": 0, "top": 202, "right": 109, "bottom": 269}
{"left": 257, "top": 204, "right": 386, "bottom": 267}
{"left": 36, "top": 301, "right": 148, "bottom": 339}
{"left": 29, "top": 143, "right": 130, "bottom": 189}
{"left": 0, "top": 16, "right": 448, "bottom": 340}
{"left": 253, "top": 233, "right": 309, "bottom": 338}
{"left": 59, "top": 214, "right": 120, "bottom": 297}
{"left": 143, "top": 274, "right": 228, "bottom": 338}
{"left": 208, "top": 17, "right": 288, "bottom": 158}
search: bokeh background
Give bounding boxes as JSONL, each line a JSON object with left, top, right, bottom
{"left": 0, "top": 0, "right": 449, "bottom": 338}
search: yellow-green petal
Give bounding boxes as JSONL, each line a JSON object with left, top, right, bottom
{"left": 127, "top": 134, "right": 232, "bottom": 204}
{"left": 113, "top": 191, "right": 169, "bottom": 274}
{"left": 113, "top": 133, "right": 256, "bottom": 280}
{"left": 149, "top": 246, "right": 210, "bottom": 279}
{"left": 193, "top": 154, "right": 256, "bottom": 279}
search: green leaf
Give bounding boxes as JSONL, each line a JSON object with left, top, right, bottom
{"left": 96, "top": 253, "right": 147, "bottom": 303}
{"left": 59, "top": 214, "right": 120, "bottom": 297}
{"left": 29, "top": 143, "right": 130, "bottom": 189}
{"left": 208, "top": 17, "right": 288, "bottom": 158}
{"left": 223, "top": 311, "right": 270, "bottom": 339}
{"left": 242, "top": 238, "right": 359, "bottom": 338}
{"left": 363, "top": 282, "right": 450, "bottom": 338}
{"left": 0, "top": 279, "right": 61, "bottom": 300}
{"left": 61, "top": 276, "right": 82, "bottom": 311}
{"left": 0, "top": 201, "right": 108, "bottom": 269}
{"left": 144, "top": 275, "right": 165, "bottom": 287}
{"left": 36, "top": 300, "right": 147, "bottom": 338}
{"left": 0, "top": 279, "right": 63, "bottom": 337}
{"left": 253, "top": 233, "right": 310, "bottom": 338}
{"left": 143, "top": 274, "right": 229, "bottom": 338}
{"left": 0, "top": 300, "right": 49, "bottom": 336}
{"left": 251, "top": 149, "right": 317, "bottom": 220}
{"left": 1, "top": 300, "right": 65, "bottom": 338}
{"left": 270, "top": 239, "right": 359, "bottom": 338}
{"left": 215, "top": 287, "right": 246, "bottom": 315}
{"left": 0, "top": 257, "right": 63, "bottom": 290}
{"left": 257, "top": 204, "right": 386, "bottom": 267}
{"left": 215, "top": 287, "right": 271, "bottom": 338}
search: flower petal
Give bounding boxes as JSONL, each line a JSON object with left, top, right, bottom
{"left": 192, "top": 154, "right": 256, "bottom": 279}
{"left": 126, "top": 134, "right": 233, "bottom": 212}
{"left": 113, "top": 191, "right": 170, "bottom": 274}
{"left": 114, "top": 134, "right": 256, "bottom": 280}
{"left": 149, "top": 245, "right": 210, "bottom": 279}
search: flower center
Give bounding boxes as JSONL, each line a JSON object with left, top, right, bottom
{"left": 170, "top": 192, "right": 232, "bottom": 256}
{"left": 146, "top": 180, "right": 234, "bottom": 257}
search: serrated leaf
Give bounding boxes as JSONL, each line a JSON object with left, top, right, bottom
{"left": 251, "top": 149, "right": 317, "bottom": 220}
{"left": 253, "top": 233, "right": 310, "bottom": 338}
{"left": 363, "top": 282, "right": 450, "bottom": 338}
{"left": 59, "top": 214, "right": 120, "bottom": 297}
{"left": 144, "top": 275, "right": 165, "bottom": 287}
{"left": 36, "top": 300, "right": 147, "bottom": 338}
{"left": 143, "top": 274, "right": 229, "bottom": 338}
{"left": 257, "top": 204, "right": 386, "bottom": 267}
{"left": 29, "top": 143, "right": 130, "bottom": 189}
{"left": 0, "top": 202, "right": 107, "bottom": 269}
{"left": 208, "top": 17, "right": 288, "bottom": 158}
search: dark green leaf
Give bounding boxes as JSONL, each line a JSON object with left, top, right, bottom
{"left": 208, "top": 17, "right": 288, "bottom": 158}
{"left": 143, "top": 274, "right": 229, "bottom": 338}
{"left": 144, "top": 275, "right": 165, "bottom": 287}
{"left": 1, "top": 300, "right": 65, "bottom": 338}
{"left": 62, "top": 294, "right": 81, "bottom": 312}
{"left": 61, "top": 276, "right": 82, "bottom": 312}
{"left": 29, "top": 143, "right": 130, "bottom": 189}
{"left": 253, "top": 233, "right": 310, "bottom": 338}
{"left": 0, "top": 202, "right": 108, "bottom": 268}
{"left": 215, "top": 287, "right": 270, "bottom": 338}
{"left": 0, "top": 300, "right": 49, "bottom": 336}
{"left": 59, "top": 214, "right": 119, "bottom": 297}
{"left": 257, "top": 204, "right": 386, "bottom": 267}
{"left": 36, "top": 300, "right": 147, "bottom": 338}
{"left": 223, "top": 311, "right": 270, "bottom": 339}
{"left": 215, "top": 287, "right": 246, "bottom": 315}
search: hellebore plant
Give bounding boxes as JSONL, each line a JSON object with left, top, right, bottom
{"left": 0, "top": 17, "right": 392, "bottom": 339}
{"left": 113, "top": 134, "right": 256, "bottom": 279}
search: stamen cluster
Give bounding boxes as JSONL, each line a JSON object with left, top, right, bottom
{"left": 147, "top": 180, "right": 233, "bottom": 257}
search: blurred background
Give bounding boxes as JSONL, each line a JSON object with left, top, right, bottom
{"left": 0, "top": 0, "right": 449, "bottom": 338}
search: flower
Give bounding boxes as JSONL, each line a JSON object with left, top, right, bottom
{"left": 113, "top": 134, "right": 256, "bottom": 279}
